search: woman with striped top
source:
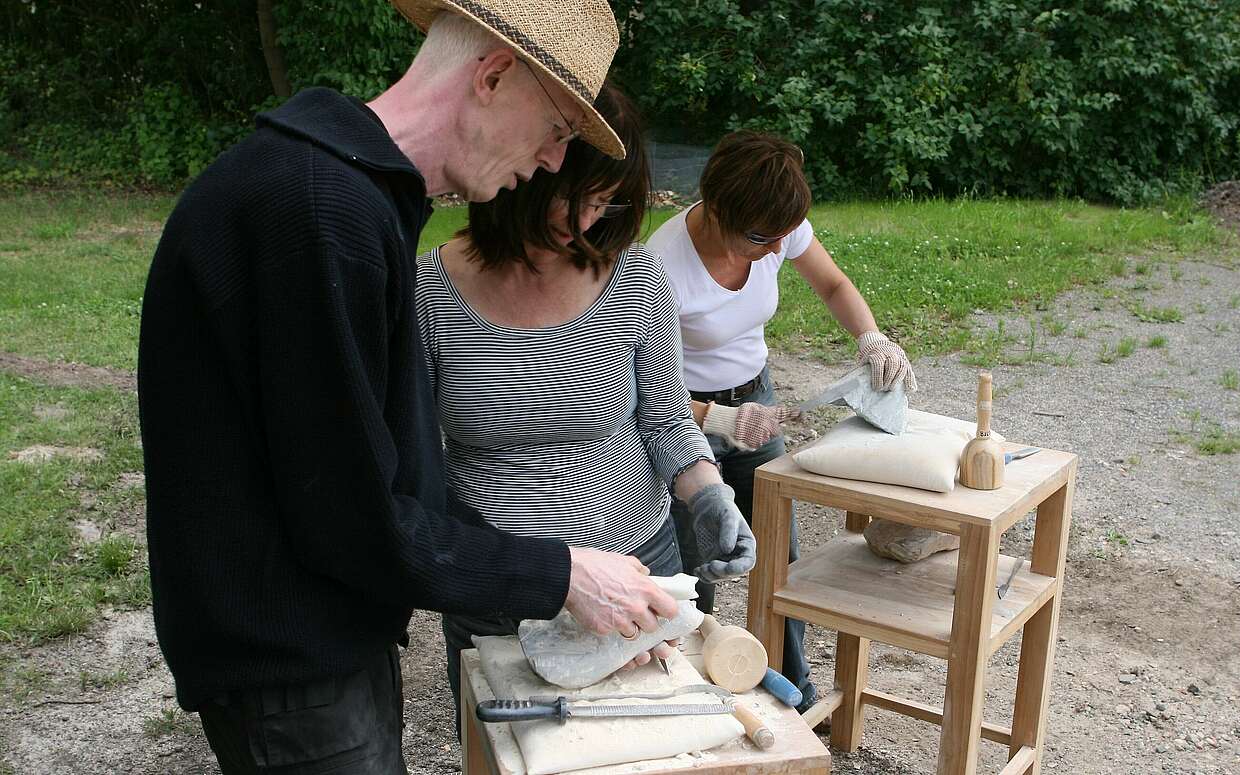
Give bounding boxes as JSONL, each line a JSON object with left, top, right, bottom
{"left": 415, "top": 83, "right": 755, "bottom": 715}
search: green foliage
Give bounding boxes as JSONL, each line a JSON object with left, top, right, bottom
{"left": 4, "top": 2, "right": 1240, "bottom": 195}
{"left": 611, "top": 0, "right": 1240, "bottom": 203}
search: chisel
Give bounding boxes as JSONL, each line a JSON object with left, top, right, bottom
{"left": 1004, "top": 447, "right": 1040, "bottom": 465}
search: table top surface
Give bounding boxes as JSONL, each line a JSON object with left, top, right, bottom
{"left": 758, "top": 441, "right": 1077, "bottom": 528}
{"left": 462, "top": 649, "right": 831, "bottom": 775}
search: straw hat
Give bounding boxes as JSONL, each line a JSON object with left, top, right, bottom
{"left": 391, "top": 0, "right": 625, "bottom": 159}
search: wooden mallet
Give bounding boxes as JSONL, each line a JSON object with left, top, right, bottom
{"left": 959, "top": 371, "right": 1005, "bottom": 490}
{"left": 698, "top": 614, "right": 768, "bottom": 693}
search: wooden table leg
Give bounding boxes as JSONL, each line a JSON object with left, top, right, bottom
{"left": 1008, "top": 478, "right": 1075, "bottom": 774}
{"left": 830, "top": 632, "right": 870, "bottom": 752}
{"left": 937, "top": 523, "right": 1000, "bottom": 775}
{"left": 845, "top": 511, "right": 870, "bottom": 533}
{"left": 460, "top": 655, "right": 494, "bottom": 775}
{"left": 746, "top": 473, "right": 792, "bottom": 673}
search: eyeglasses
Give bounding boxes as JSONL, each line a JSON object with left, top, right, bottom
{"left": 585, "top": 201, "right": 630, "bottom": 219}
{"left": 555, "top": 196, "right": 631, "bottom": 219}
{"left": 522, "top": 60, "right": 581, "bottom": 145}
{"left": 745, "top": 230, "right": 790, "bottom": 246}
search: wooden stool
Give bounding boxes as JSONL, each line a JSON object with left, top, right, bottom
{"left": 745, "top": 442, "right": 1077, "bottom": 775}
{"left": 460, "top": 648, "right": 831, "bottom": 774}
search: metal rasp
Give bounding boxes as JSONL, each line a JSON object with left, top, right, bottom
{"left": 476, "top": 697, "right": 733, "bottom": 724}
{"left": 528, "top": 683, "right": 731, "bottom": 705}
{"left": 797, "top": 365, "right": 908, "bottom": 435}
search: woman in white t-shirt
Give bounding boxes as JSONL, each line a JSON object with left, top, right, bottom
{"left": 646, "top": 130, "right": 917, "bottom": 712}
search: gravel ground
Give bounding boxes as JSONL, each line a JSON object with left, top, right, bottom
{"left": 2, "top": 247, "right": 1237, "bottom": 774}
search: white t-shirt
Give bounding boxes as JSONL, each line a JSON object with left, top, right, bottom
{"left": 647, "top": 204, "right": 815, "bottom": 391}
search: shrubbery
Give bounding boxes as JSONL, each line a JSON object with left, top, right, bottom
{"left": 3, "top": 0, "right": 1238, "bottom": 202}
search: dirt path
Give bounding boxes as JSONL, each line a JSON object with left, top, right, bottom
{"left": 0, "top": 352, "right": 135, "bottom": 393}
{"left": 2, "top": 252, "right": 1237, "bottom": 774}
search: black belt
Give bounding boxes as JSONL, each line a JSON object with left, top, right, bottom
{"left": 690, "top": 373, "right": 764, "bottom": 407}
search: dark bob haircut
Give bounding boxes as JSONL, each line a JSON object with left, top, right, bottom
{"left": 699, "top": 130, "right": 811, "bottom": 240}
{"left": 459, "top": 81, "right": 650, "bottom": 276}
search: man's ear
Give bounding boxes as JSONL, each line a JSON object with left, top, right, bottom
{"left": 472, "top": 49, "right": 519, "bottom": 107}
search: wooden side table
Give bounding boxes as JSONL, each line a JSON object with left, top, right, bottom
{"left": 746, "top": 441, "right": 1077, "bottom": 775}
{"left": 460, "top": 648, "right": 831, "bottom": 774}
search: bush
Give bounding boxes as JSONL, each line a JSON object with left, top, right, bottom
{"left": 612, "top": 0, "right": 1240, "bottom": 203}
{"left": 3, "top": 0, "right": 1238, "bottom": 200}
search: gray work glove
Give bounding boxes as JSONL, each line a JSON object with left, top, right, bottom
{"left": 688, "top": 483, "right": 757, "bottom": 583}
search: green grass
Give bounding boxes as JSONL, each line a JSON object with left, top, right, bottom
{"left": 80, "top": 667, "right": 130, "bottom": 691}
{"left": 768, "top": 198, "right": 1221, "bottom": 356}
{"left": 0, "top": 372, "right": 150, "bottom": 644}
{"left": 1197, "top": 426, "right": 1240, "bottom": 455}
{"left": 0, "top": 188, "right": 1231, "bottom": 645}
{"left": 0, "top": 191, "right": 172, "bottom": 371}
{"left": 1105, "top": 528, "right": 1130, "bottom": 547}
{"left": 1124, "top": 302, "right": 1184, "bottom": 323}
{"left": 142, "top": 707, "right": 196, "bottom": 738}
{"left": 1, "top": 191, "right": 1226, "bottom": 369}
{"left": 1146, "top": 334, "right": 1168, "bottom": 348}
{"left": 1099, "top": 336, "right": 1138, "bottom": 364}
{"left": 1222, "top": 369, "right": 1239, "bottom": 391}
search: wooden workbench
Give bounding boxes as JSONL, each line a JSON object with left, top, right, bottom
{"left": 460, "top": 648, "right": 831, "bottom": 774}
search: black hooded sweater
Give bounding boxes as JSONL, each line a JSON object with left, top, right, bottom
{"left": 138, "top": 87, "right": 571, "bottom": 710}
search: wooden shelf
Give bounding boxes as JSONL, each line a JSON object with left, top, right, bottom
{"left": 771, "top": 534, "right": 1057, "bottom": 660}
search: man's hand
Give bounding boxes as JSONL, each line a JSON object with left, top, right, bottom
{"left": 856, "top": 331, "right": 917, "bottom": 393}
{"left": 619, "top": 638, "right": 680, "bottom": 671}
{"left": 688, "top": 483, "right": 757, "bottom": 583}
{"left": 702, "top": 402, "right": 793, "bottom": 451}
{"left": 564, "top": 547, "right": 679, "bottom": 637}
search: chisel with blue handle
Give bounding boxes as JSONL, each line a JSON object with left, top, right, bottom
{"left": 1004, "top": 447, "right": 1040, "bottom": 465}
{"left": 760, "top": 668, "right": 803, "bottom": 708}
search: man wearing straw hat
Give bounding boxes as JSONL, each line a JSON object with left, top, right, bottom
{"left": 139, "top": 2, "right": 684, "bottom": 771}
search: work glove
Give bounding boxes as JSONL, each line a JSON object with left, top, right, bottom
{"left": 701, "top": 401, "right": 794, "bottom": 451}
{"left": 688, "top": 483, "right": 757, "bottom": 583}
{"left": 856, "top": 331, "right": 918, "bottom": 393}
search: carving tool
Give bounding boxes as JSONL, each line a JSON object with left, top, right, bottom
{"left": 997, "top": 559, "right": 1024, "bottom": 599}
{"left": 1004, "top": 447, "right": 1040, "bottom": 464}
{"left": 476, "top": 697, "right": 732, "bottom": 724}
{"left": 796, "top": 365, "right": 908, "bottom": 435}
{"left": 760, "top": 668, "right": 803, "bottom": 708}
{"left": 959, "top": 371, "right": 1005, "bottom": 490}
{"left": 732, "top": 704, "right": 776, "bottom": 750}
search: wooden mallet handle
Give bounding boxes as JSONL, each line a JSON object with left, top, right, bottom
{"left": 976, "top": 371, "right": 993, "bottom": 437}
{"left": 959, "top": 370, "right": 1005, "bottom": 490}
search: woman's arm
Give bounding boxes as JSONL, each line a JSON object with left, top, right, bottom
{"left": 791, "top": 237, "right": 917, "bottom": 392}
{"left": 790, "top": 237, "right": 878, "bottom": 337}
{"left": 631, "top": 250, "right": 754, "bottom": 582}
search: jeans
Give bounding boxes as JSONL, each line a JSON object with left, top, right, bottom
{"left": 441, "top": 516, "right": 683, "bottom": 735}
{"left": 672, "top": 365, "right": 813, "bottom": 703}
{"left": 197, "top": 645, "right": 406, "bottom": 775}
